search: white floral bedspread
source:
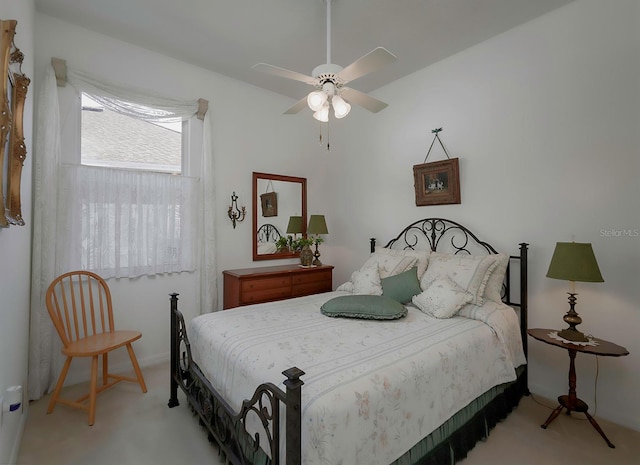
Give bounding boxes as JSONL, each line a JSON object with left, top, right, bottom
{"left": 189, "top": 292, "right": 525, "bottom": 465}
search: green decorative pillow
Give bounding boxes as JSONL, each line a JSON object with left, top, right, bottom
{"left": 321, "top": 295, "right": 407, "bottom": 320}
{"left": 381, "top": 267, "right": 422, "bottom": 304}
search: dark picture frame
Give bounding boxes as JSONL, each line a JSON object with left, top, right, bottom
{"left": 260, "top": 191, "right": 278, "bottom": 217}
{"left": 413, "top": 158, "right": 461, "bottom": 206}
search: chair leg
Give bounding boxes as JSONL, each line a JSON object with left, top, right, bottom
{"left": 126, "top": 343, "right": 147, "bottom": 393}
{"left": 88, "top": 355, "right": 98, "bottom": 426}
{"left": 102, "top": 353, "right": 108, "bottom": 386}
{"left": 47, "top": 356, "right": 73, "bottom": 414}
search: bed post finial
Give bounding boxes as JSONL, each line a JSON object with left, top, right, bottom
{"left": 283, "top": 367, "right": 305, "bottom": 465}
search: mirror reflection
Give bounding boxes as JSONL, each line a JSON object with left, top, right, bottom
{"left": 252, "top": 172, "right": 307, "bottom": 261}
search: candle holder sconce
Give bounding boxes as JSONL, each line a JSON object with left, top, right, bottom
{"left": 228, "top": 192, "right": 246, "bottom": 229}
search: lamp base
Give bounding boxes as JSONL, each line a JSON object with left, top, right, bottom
{"left": 558, "top": 292, "right": 589, "bottom": 342}
{"left": 557, "top": 327, "right": 589, "bottom": 343}
{"left": 312, "top": 243, "right": 322, "bottom": 266}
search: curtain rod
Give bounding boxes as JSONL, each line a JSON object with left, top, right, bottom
{"left": 50, "top": 57, "right": 208, "bottom": 120}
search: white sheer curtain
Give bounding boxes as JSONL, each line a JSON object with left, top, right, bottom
{"left": 28, "top": 65, "right": 217, "bottom": 399}
{"left": 58, "top": 165, "right": 199, "bottom": 278}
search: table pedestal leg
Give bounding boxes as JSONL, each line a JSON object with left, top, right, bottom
{"left": 541, "top": 404, "right": 564, "bottom": 429}
{"left": 540, "top": 349, "right": 616, "bottom": 448}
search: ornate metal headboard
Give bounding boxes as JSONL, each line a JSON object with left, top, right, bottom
{"left": 370, "top": 217, "right": 529, "bottom": 367}
{"left": 256, "top": 223, "right": 282, "bottom": 243}
{"left": 376, "top": 218, "right": 498, "bottom": 254}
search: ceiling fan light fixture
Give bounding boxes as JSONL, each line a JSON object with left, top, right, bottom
{"left": 307, "top": 90, "right": 328, "bottom": 111}
{"left": 332, "top": 95, "right": 351, "bottom": 119}
{"left": 313, "top": 104, "right": 330, "bottom": 122}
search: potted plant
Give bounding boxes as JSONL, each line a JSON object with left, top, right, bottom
{"left": 275, "top": 236, "right": 290, "bottom": 253}
{"left": 292, "top": 237, "right": 313, "bottom": 251}
{"left": 293, "top": 237, "right": 314, "bottom": 266}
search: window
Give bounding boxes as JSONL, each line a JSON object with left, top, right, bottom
{"left": 81, "top": 93, "right": 182, "bottom": 173}
{"left": 59, "top": 91, "right": 200, "bottom": 278}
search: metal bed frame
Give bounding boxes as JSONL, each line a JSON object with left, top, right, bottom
{"left": 168, "top": 217, "right": 529, "bottom": 465}
{"left": 256, "top": 223, "right": 282, "bottom": 244}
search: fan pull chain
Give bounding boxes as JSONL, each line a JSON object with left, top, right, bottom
{"left": 326, "top": 120, "right": 330, "bottom": 151}
{"left": 318, "top": 121, "right": 331, "bottom": 151}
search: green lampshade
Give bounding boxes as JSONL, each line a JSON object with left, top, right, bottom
{"left": 307, "top": 215, "right": 328, "bottom": 235}
{"left": 546, "top": 242, "right": 604, "bottom": 283}
{"left": 286, "top": 216, "right": 303, "bottom": 234}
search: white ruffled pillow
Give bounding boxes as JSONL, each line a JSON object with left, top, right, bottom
{"left": 412, "top": 276, "right": 473, "bottom": 318}
{"left": 420, "top": 252, "right": 498, "bottom": 305}
{"left": 339, "top": 247, "right": 422, "bottom": 294}
{"left": 350, "top": 260, "right": 383, "bottom": 295}
{"left": 374, "top": 246, "right": 430, "bottom": 279}
{"left": 335, "top": 281, "right": 355, "bottom": 293}
{"left": 483, "top": 254, "right": 509, "bottom": 303}
{"left": 366, "top": 251, "right": 417, "bottom": 279}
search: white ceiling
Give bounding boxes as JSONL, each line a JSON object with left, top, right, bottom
{"left": 35, "top": 0, "right": 574, "bottom": 101}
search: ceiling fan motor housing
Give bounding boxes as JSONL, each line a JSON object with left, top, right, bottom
{"left": 312, "top": 63, "right": 344, "bottom": 90}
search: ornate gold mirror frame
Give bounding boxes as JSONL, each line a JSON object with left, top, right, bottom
{"left": 0, "top": 19, "right": 29, "bottom": 227}
{"left": 0, "top": 20, "right": 15, "bottom": 228}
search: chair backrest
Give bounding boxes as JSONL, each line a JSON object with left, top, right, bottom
{"left": 46, "top": 270, "right": 115, "bottom": 348}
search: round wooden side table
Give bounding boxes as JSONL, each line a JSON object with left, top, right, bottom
{"left": 527, "top": 328, "right": 629, "bottom": 448}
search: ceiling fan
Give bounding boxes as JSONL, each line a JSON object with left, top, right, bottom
{"left": 251, "top": 0, "right": 396, "bottom": 121}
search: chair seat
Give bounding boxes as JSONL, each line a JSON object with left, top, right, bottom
{"left": 63, "top": 330, "right": 142, "bottom": 357}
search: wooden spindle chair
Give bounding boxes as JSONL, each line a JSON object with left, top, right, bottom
{"left": 45, "top": 270, "right": 147, "bottom": 425}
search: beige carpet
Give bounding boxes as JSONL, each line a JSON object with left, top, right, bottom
{"left": 18, "top": 363, "right": 640, "bottom": 465}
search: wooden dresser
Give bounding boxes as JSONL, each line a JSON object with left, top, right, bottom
{"left": 223, "top": 264, "right": 334, "bottom": 309}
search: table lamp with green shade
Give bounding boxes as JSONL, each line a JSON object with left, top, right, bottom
{"left": 546, "top": 242, "right": 604, "bottom": 342}
{"left": 286, "top": 216, "right": 303, "bottom": 236}
{"left": 307, "top": 215, "right": 328, "bottom": 266}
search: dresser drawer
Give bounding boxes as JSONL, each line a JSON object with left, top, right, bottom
{"left": 292, "top": 269, "right": 332, "bottom": 285}
{"left": 241, "top": 287, "right": 291, "bottom": 305}
{"left": 241, "top": 275, "right": 291, "bottom": 292}
{"left": 292, "top": 280, "right": 332, "bottom": 297}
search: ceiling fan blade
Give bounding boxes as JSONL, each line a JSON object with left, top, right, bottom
{"left": 337, "top": 47, "right": 397, "bottom": 84}
{"left": 251, "top": 63, "right": 317, "bottom": 86}
{"left": 283, "top": 97, "right": 308, "bottom": 115}
{"left": 341, "top": 87, "right": 388, "bottom": 113}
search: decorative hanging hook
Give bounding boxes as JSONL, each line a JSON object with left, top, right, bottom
{"left": 423, "top": 127, "right": 451, "bottom": 163}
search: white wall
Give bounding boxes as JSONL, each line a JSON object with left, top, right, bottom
{"left": 318, "top": 0, "right": 639, "bottom": 431}
{"left": 0, "top": 1, "right": 34, "bottom": 462}
{"left": 8, "top": 4, "right": 636, "bottom": 462}
{"left": 31, "top": 14, "right": 322, "bottom": 387}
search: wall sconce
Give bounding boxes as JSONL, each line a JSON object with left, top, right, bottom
{"left": 227, "top": 192, "right": 246, "bottom": 229}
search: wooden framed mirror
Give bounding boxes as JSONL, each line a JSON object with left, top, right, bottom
{"left": 252, "top": 172, "right": 307, "bottom": 261}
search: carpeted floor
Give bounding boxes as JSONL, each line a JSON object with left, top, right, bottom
{"left": 17, "top": 363, "right": 640, "bottom": 465}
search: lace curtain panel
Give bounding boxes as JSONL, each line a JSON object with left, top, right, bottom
{"left": 29, "top": 64, "right": 217, "bottom": 400}
{"left": 59, "top": 164, "right": 200, "bottom": 278}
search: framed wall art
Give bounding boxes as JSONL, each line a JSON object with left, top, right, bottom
{"left": 413, "top": 158, "right": 461, "bottom": 206}
{"left": 260, "top": 191, "right": 277, "bottom": 217}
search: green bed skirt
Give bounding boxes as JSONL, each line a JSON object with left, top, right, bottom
{"left": 211, "top": 366, "right": 527, "bottom": 465}
{"left": 391, "top": 365, "right": 528, "bottom": 465}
